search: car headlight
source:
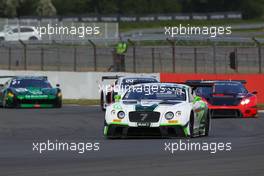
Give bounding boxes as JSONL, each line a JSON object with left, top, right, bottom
{"left": 117, "top": 111, "right": 125, "bottom": 119}
{"left": 165, "top": 112, "right": 174, "bottom": 120}
{"left": 241, "top": 99, "right": 250, "bottom": 105}
{"left": 57, "top": 92, "right": 62, "bottom": 97}
{"left": 7, "top": 92, "right": 14, "bottom": 98}
{"left": 175, "top": 111, "right": 182, "bottom": 116}
{"left": 111, "top": 110, "right": 116, "bottom": 115}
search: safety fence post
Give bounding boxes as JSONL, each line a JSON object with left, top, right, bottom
{"left": 8, "top": 47, "right": 11, "bottom": 70}
{"left": 166, "top": 38, "right": 176, "bottom": 72}
{"left": 19, "top": 40, "right": 27, "bottom": 70}
{"left": 128, "top": 39, "right": 136, "bottom": 73}
{"left": 252, "top": 37, "right": 262, "bottom": 74}
{"left": 88, "top": 40, "right": 97, "bottom": 71}
{"left": 151, "top": 48, "right": 155, "bottom": 72}
{"left": 40, "top": 47, "right": 44, "bottom": 71}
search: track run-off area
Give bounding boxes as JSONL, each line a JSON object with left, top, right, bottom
{"left": 0, "top": 105, "right": 263, "bottom": 176}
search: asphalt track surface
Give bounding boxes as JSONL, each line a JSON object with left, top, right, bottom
{"left": 0, "top": 105, "right": 264, "bottom": 176}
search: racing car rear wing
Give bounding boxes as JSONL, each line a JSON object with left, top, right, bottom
{"left": 184, "top": 81, "right": 214, "bottom": 89}
{"left": 101, "top": 75, "right": 122, "bottom": 81}
{"left": 185, "top": 80, "right": 247, "bottom": 84}
{"left": 0, "top": 76, "right": 48, "bottom": 80}
{"left": 0, "top": 76, "right": 16, "bottom": 79}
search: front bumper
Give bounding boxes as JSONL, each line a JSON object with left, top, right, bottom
{"left": 209, "top": 105, "right": 257, "bottom": 118}
{"left": 104, "top": 123, "right": 189, "bottom": 138}
{"left": 6, "top": 96, "right": 62, "bottom": 108}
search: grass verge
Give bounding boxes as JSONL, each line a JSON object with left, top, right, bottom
{"left": 120, "top": 19, "right": 263, "bottom": 32}
{"left": 257, "top": 104, "right": 264, "bottom": 110}
{"left": 63, "top": 99, "right": 100, "bottom": 106}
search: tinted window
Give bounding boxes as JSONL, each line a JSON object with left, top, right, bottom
{"left": 121, "top": 78, "right": 157, "bottom": 86}
{"left": 12, "top": 28, "right": 18, "bottom": 33}
{"left": 20, "top": 27, "right": 34, "bottom": 32}
{"left": 123, "top": 86, "right": 186, "bottom": 101}
{"left": 195, "top": 82, "right": 247, "bottom": 97}
{"left": 214, "top": 83, "right": 247, "bottom": 94}
{"left": 10, "top": 79, "right": 52, "bottom": 88}
{"left": 196, "top": 87, "right": 213, "bottom": 98}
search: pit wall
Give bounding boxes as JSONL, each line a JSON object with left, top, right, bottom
{"left": 160, "top": 73, "right": 264, "bottom": 103}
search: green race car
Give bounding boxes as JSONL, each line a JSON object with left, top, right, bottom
{"left": 0, "top": 76, "right": 62, "bottom": 108}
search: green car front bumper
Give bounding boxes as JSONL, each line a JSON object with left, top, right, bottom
{"left": 5, "top": 94, "right": 62, "bottom": 108}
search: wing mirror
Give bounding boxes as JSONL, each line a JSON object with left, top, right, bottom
{"left": 114, "top": 94, "right": 121, "bottom": 102}
{"left": 252, "top": 91, "right": 258, "bottom": 95}
{"left": 56, "top": 84, "right": 60, "bottom": 87}
{"left": 193, "top": 96, "right": 202, "bottom": 102}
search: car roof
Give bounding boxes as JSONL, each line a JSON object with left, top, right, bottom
{"left": 133, "top": 82, "right": 189, "bottom": 88}
{"left": 120, "top": 76, "right": 157, "bottom": 80}
{"left": 210, "top": 81, "right": 242, "bottom": 84}
{"left": 6, "top": 25, "right": 35, "bottom": 29}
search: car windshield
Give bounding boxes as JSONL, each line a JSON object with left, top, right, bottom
{"left": 214, "top": 83, "right": 247, "bottom": 94}
{"left": 10, "top": 79, "right": 52, "bottom": 88}
{"left": 195, "top": 87, "right": 213, "bottom": 98}
{"left": 195, "top": 82, "right": 247, "bottom": 97}
{"left": 123, "top": 85, "right": 186, "bottom": 101}
{"left": 121, "top": 78, "right": 157, "bottom": 87}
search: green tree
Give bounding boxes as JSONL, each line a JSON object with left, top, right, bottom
{"left": 4, "top": 0, "right": 20, "bottom": 17}
{"left": 36, "top": 0, "right": 57, "bottom": 16}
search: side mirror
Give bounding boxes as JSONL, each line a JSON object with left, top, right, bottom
{"left": 56, "top": 84, "right": 60, "bottom": 87}
{"left": 252, "top": 91, "right": 258, "bottom": 95}
{"left": 193, "top": 96, "right": 202, "bottom": 102}
{"left": 114, "top": 94, "right": 121, "bottom": 102}
{"left": 7, "top": 30, "right": 13, "bottom": 35}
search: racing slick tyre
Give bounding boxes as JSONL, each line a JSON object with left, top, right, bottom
{"left": 100, "top": 92, "right": 106, "bottom": 111}
{"left": 104, "top": 120, "right": 123, "bottom": 139}
{"left": 189, "top": 111, "right": 194, "bottom": 138}
{"left": 29, "top": 36, "right": 38, "bottom": 40}
{"left": 55, "top": 101, "right": 62, "bottom": 108}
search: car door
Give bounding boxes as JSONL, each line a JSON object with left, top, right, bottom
{"left": 5, "top": 28, "right": 19, "bottom": 41}
{"left": 20, "top": 27, "right": 32, "bottom": 40}
{"left": 189, "top": 88, "right": 206, "bottom": 129}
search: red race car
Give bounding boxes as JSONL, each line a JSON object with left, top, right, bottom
{"left": 186, "top": 80, "right": 258, "bottom": 118}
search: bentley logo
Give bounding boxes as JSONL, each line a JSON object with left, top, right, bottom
{"left": 140, "top": 113, "right": 148, "bottom": 121}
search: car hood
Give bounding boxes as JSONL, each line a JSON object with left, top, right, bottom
{"left": 112, "top": 100, "right": 186, "bottom": 112}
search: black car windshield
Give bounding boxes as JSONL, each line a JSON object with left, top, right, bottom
{"left": 195, "top": 87, "right": 213, "bottom": 98}
{"left": 121, "top": 78, "right": 157, "bottom": 87}
{"left": 195, "top": 82, "right": 247, "bottom": 97}
{"left": 214, "top": 83, "right": 247, "bottom": 94}
{"left": 123, "top": 86, "right": 186, "bottom": 101}
{"left": 10, "top": 79, "right": 52, "bottom": 88}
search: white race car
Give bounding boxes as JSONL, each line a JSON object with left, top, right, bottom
{"left": 104, "top": 83, "right": 210, "bottom": 138}
{"left": 100, "top": 76, "right": 158, "bottom": 111}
